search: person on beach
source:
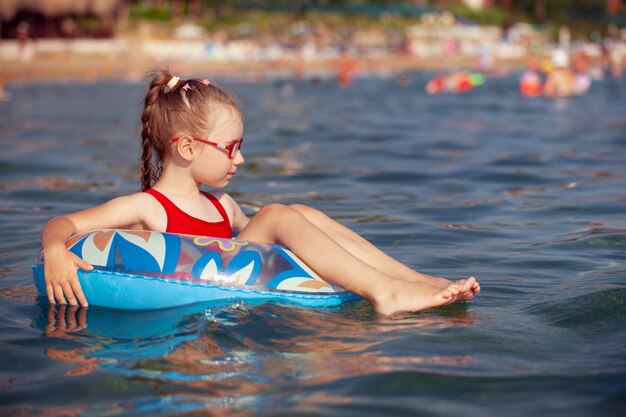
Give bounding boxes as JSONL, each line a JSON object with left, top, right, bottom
{"left": 543, "top": 48, "right": 576, "bottom": 98}
{"left": 572, "top": 52, "right": 592, "bottom": 95}
{"left": 336, "top": 51, "right": 358, "bottom": 87}
{"left": 607, "top": 42, "right": 624, "bottom": 78}
{"left": 40, "top": 71, "right": 480, "bottom": 316}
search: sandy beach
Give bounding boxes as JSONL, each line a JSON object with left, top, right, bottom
{"left": 0, "top": 38, "right": 516, "bottom": 84}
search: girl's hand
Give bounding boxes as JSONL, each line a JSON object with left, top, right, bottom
{"left": 43, "top": 244, "right": 93, "bottom": 307}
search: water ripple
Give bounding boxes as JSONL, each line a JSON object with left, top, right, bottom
{"left": 1, "top": 74, "right": 626, "bottom": 416}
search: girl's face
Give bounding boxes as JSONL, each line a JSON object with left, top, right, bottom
{"left": 191, "top": 107, "right": 244, "bottom": 188}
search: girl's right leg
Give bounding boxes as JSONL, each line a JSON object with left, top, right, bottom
{"left": 237, "top": 204, "right": 476, "bottom": 315}
{"left": 288, "top": 204, "right": 480, "bottom": 300}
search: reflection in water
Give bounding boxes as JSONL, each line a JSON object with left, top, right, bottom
{"left": 42, "top": 304, "right": 100, "bottom": 377}
{"left": 44, "top": 304, "right": 88, "bottom": 337}
{"left": 3, "top": 405, "right": 86, "bottom": 417}
{"left": 35, "top": 302, "right": 477, "bottom": 414}
{"left": 45, "top": 346, "right": 98, "bottom": 377}
{"left": 502, "top": 181, "right": 580, "bottom": 198}
{"left": 152, "top": 304, "right": 477, "bottom": 403}
{"left": 0, "top": 176, "right": 74, "bottom": 192}
{"left": 0, "top": 284, "right": 37, "bottom": 299}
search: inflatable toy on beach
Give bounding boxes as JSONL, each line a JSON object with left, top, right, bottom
{"left": 425, "top": 72, "right": 485, "bottom": 95}
{"left": 32, "top": 229, "right": 359, "bottom": 310}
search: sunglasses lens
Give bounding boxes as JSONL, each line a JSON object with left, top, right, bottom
{"left": 230, "top": 140, "right": 241, "bottom": 158}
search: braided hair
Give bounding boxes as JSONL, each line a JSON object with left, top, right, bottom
{"left": 139, "top": 70, "right": 241, "bottom": 191}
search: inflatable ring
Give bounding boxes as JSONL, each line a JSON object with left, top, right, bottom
{"left": 32, "top": 229, "right": 359, "bottom": 310}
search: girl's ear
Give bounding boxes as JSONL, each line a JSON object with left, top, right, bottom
{"left": 174, "top": 135, "right": 198, "bottom": 162}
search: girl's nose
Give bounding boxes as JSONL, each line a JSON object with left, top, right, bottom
{"left": 234, "top": 151, "right": 244, "bottom": 165}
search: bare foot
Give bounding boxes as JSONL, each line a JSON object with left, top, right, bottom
{"left": 456, "top": 277, "right": 481, "bottom": 302}
{"left": 404, "top": 273, "right": 481, "bottom": 303}
{"left": 406, "top": 272, "right": 453, "bottom": 288}
{"left": 371, "top": 278, "right": 471, "bottom": 316}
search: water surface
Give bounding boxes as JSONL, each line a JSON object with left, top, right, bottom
{"left": 1, "top": 72, "right": 625, "bottom": 416}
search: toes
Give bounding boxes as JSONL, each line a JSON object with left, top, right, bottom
{"left": 439, "top": 287, "right": 454, "bottom": 300}
{"left": 445, "top": 284, "right": 463, "bottom": 300}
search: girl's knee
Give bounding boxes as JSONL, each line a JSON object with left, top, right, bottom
{"left": 256, "top": 204, "right": 300, "bottom": 224}
{"left": 289, "top": 203, "right": 323, "bottom": 219}
{"left": 289, "top": 203, "right": 309, "bottom": 213}
{"left": 251, "top": 204, "right": 306, "bottom": 239}
{"left": 290, "top": 204, "right": 337, "bottom": 230}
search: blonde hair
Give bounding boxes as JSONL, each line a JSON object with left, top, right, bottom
{"left": 140, "top": 70, "right": 241, "bottom": 191}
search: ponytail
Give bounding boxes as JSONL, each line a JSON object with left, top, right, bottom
{"left": 140, "top": 70, "right": 174, "bottom": 191}
{"left": 140, "top": 130, "right": 155, "bottom": 191}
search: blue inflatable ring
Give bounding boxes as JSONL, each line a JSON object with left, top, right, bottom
{"left": 32, "top": 229, "right": 359, "bottom": 310}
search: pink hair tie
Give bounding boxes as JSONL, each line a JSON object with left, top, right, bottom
{"left": 202, "top": 79, "right": 211, "bottom": 85}
{"left": 182, "top": 83, "right": 191, "bottom": 91}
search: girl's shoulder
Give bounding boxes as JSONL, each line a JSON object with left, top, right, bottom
{"left": 128, "top": 191, "right": 163, "bottom": 205}
{"left": 115, "top": 191, "right": 164, "bottom": 218}
{"left": 107, "top": 191, "right": 163, "bottom": 219}
{"left": 101, "top": 191, "right": 158, "bottom": 208}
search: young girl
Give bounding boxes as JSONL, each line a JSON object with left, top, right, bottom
{"left": 41, "top": 70, "right": 480, "bottom": 316}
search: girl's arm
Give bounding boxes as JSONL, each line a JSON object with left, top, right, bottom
{"left": 41, "top": 216, "right": 93, "bottom": 307}
{"left": 41, "top": 193, "right": 160, "bottom": 307}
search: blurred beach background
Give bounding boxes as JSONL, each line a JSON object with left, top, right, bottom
{"left": 0, "top": 0, "right": 624, "bottom": 83}
{"left": 1, "top": 1, "right": 626, "bottom": 417}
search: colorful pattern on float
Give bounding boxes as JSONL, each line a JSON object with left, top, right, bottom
{"left": 32, "top": 229, "right": 358, "bottom": 310}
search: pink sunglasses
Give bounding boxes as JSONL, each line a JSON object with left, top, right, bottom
{"left": 170, "top": 137, "right": 243, "bottom": 159}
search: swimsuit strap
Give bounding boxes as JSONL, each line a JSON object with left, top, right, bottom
{"left": 144, "top": 188, "right": 179, "bottom": 216}
{"left": 145, "top": 188, "right": 229, "bottom": 224}
{"left": 201, "top": 191, "right": 230, "bottom": 224}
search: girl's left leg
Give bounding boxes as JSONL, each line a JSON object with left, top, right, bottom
{"left": 238, "top": 204, "right": 476, "bottom": 315}
{"left": 288, "top": 204, "right": 480, "bottom": 300}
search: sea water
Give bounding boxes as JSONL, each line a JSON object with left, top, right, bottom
{"left": 0, "top": 73, "right": 625, "bottom": 416}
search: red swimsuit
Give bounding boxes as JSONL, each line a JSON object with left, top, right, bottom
{"left": 145, "top": 189, "right": 233, "bottom": 238}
